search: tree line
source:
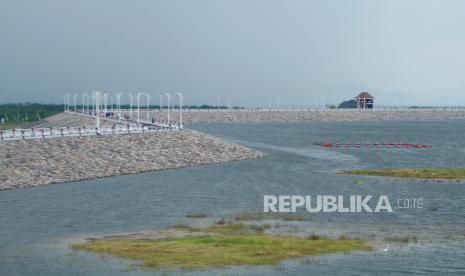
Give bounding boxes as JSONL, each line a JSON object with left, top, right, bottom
{"left": 0, "top": 103, "right": 243, "bottom": 124}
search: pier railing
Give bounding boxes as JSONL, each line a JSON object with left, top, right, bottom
{"left": 65, "top": 110, "right": 182, "bottom": 129}
{"left": 0, "top": 124, "right": 177, "bottom": 141}
{"left": 123, "top": 107, "right": 465, "bottom": 112}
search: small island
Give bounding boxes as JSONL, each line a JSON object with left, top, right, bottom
{"left": 341, "top": 168, "right": 465, "bottom": 180}
{"left": 72, "top": 222, "right": 371, "bottom": 269}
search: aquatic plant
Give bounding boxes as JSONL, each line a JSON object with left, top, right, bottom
{"left": 342, "top": 168, "right": 465, "bottom": 180}
{"left": 72, "top": 223, "right": 371, "bottom": 269}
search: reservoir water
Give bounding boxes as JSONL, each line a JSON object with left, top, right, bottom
{"left": 1, "top": 121, "right": 464, "bottom": 275}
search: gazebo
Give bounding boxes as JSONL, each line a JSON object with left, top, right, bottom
{"left": 355, "top": 92, "right": 374, "bottom": 109}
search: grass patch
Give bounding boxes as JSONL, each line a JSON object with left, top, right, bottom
{"left": 172, "top": 224, "right": 190, "bottom": 229}
{"left": 384, "top": 236, "right": 418, "bottom": 243}
{"left": 195, "top": 223, "right": 273, "bottom": 235}
{"left": 307, "top": 233, "right": 328, "bottom": 240}
{"left": 72, "top": 226, "right": 371, "bottom": 269}
{"left": 234, "top": 213, "right": 310, "bottom": 221}
{"left": 0, "top": 121, "right": 24, "bottom": 130}
{"left": 341, "top": 168, "right": 465, "bottom": 179}
{"left": 186, "top": 213, "right": 208, "bottom": 218}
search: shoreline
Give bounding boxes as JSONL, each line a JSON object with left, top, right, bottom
{"left": 158, "top": 109, "right": 465, "bottom": 124}
{"left": 0, "top": 129, "right": 266, "bottom": 191}
{"left": 9, "top": 110, "right": 465, "bottom": 130}
{"left": 179, "top": 110, "right": 465, "bottom": 124}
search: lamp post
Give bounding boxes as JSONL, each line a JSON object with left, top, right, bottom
{"left": 137, "top": 93, "right": 141, "bottom": 123}
{"left": 127, "top": 93, "right": 133, "bottom": 119}
{"left": 103, "top": 92, "right": 109, "bottom": 113}
{"left": 64, "top": 94, "right": 68, "bottom": 111}
{"left": 90, "top": 94, "right": 94, "bottom": 115}
{"left": 175, "top": 93, "right": 183, "bottom": 129}
{"left": 94, "top": 91, "right": 101, "bottom": 132}
{"left": 110, "top": 93, "right": 114, "bottom": 112}
{"left": 147, "top": 94, "right": 151, "bottom": 121}
{"left": 164, "top": 93, "right": 171, "bottom": 126}
{"left": 82, "top": 93, "right": 89, "bottom": 114}
{"left": 136, "top": 93, "right": 150, "bottom": 124}
{"left": 115, "top": 93, "right": 123, "bottom": 119}
{"left": 73, "top": 94, "right": 78, "bottom": 112}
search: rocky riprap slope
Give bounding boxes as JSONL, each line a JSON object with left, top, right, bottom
{"left": 23, "top": 112, "right": 125, "bottom": 129}
{"left": 23, "top": 109, "right": 465, "bottom": 129}
{"left": 0, "top": 130, "right": 265, "bottom": 190}
{"left": 149, "top": 110, "right": 465, "bottom": 124}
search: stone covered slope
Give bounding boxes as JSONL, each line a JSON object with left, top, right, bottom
{"left": 23, "top": 112, "right": 123, "bottom": 129}
{"left": 0, "top": 130, "right": 265, "bottom": 190}
{"left": 164, "top": 110, "right": 465, "bottom": 124}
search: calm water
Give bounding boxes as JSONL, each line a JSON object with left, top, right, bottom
{"left": 1, "top": 121, "right": 465, "bottom": 275}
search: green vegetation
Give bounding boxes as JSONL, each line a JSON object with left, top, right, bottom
{"left": 338, "top": 99, "right": 357, "bottom": 108}
{"left": 172, "top": 224, "right": 190, "bottom": 229}
{"left": 0, "top": 103, "right": 63, "bottom": 129}
{"left": 196, "top": 223, "right": 275, "bottom": 235}
{"left": 354, "top": 180, "right": 364, "bottom": 186}
{"left": 186, "top": 213, "right": 208, "bottom": 218}
{"left": 0, "top": 102, "right": 248, "bottom": 130}
{"left": 384, "top": 236, "right": 418, "bottom": 243}
{"left": 0, "top": 121, "right": 24, "bottom": 130}
{"left": 234, "top": 213, "right": 310, "bottom": 221}
{"left": 72, "top": 223, "right": 371, "bottom": 269}
{"left": 341, "top": 168, "right": 465, "bottom": 179}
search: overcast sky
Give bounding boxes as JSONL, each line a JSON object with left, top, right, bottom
{"left": 1, "top": 0, "right": 465, "bottom": 106}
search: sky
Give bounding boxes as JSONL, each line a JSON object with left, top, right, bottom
{"left": 1, "top": 0, "right": 465, "bottom": 107}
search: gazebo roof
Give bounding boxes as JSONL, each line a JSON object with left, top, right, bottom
{"left": 355, "top": 92, "right": 374, "bottom": 99}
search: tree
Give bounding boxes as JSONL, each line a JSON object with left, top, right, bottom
{"left": 338, "top": 99, "right": 357, "bottom": 108}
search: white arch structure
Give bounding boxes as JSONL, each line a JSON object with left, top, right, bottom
{"left": 73, "top": 94, "right": 78, "bottom": 111}
{"left": 64, "top": 94, "right": 71, "bottom": 111}
{"left": 175, "top": 93, "right": 183, "bottom": 129}
{"left": 164, "top": 93, "right": 171, "bottom": 125}
{"left": 127, "top": 93, "right": 134, "bottom": 119}
{"left": 115, "top": 93, "right": 123, "bottom": 119}
{"left": 103, "top": 92, "right": 109, "bottom": 113}
{"left": 94, "top": 91, "right": 102, "bottom": 131}
{"left": 137, "top": 92, "right": 150, "bottom": 123}
{"left": 82, "top": 93, "right": 90, "bottom": 114}
{"left": 62, "top": 91, "right": 183, "bottom": 133}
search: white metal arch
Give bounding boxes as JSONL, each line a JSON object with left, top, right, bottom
{"left": 73, "top": 94, "right": 78, "bottom": 112}
{"left": 127, "top": 93, "right": 134, "bottom": 119}
{"left": 174, "top": 93, "right": 183, "bottom": 129}
{"left": 115, "top": 93, "right": 123, "bottom": 119}
{"left": 93, "top": 91, "right": 103, "bottom": 131}
{"left": 82, "top": 93, "right": 90, "bottom": 114}
{"left": 163, "top": 93, "right": 171, "bottom": 125}
{"left": 103, "top": 92, "right": 109, "bottom": 113}
{"left": 64, "top": 94, "right": 70, "bottom": 111}
{"left": 137, "top": 92, "right": 150, "bottom": 123}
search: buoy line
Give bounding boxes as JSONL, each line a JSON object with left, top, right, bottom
{"left": 313, "top": 142, "right": 432, "bottom": 149}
